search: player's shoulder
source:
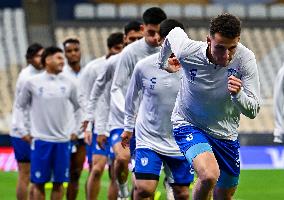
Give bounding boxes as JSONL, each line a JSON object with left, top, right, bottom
{"left": 236, "top": 43, "right": 256, "bottom": 63}
{"left": 135, "top": 53, "right": 159, "bottom": 71}
{"left": 84, "top": 56, "right": 106, "bottom": 69}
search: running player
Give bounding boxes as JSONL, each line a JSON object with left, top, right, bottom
{"left": 17, "top": 47, "right": 80, "bottom": 200}
{"left": 110, "top": 7, "right": 167, "bottom": 198}
{"left": 121, "top": 19, "right": 194, "bottom": 200}
{"left": 84, "top": 21, "right": 143, "bottom": 200}
{"left": 10, "top": 43, "right": 44, "bottom": 200}
{"left": 157, "top": 13, "right": 260, "bottom": 200}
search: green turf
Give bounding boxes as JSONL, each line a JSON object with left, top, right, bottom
{"left": 0, "top": 169, "right": 283, "bottom": 200}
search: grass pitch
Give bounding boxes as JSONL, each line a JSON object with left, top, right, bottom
{"left": 0, "top": 169, "right": 283, "bottom": 200}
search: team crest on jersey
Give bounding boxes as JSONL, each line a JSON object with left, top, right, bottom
{"left": 141, "top": 157, "right": 148, "bottom": 166}
{"left": 228, "top": 68, "right": 242, "bottom": 79}
{"left": 150, "top": 77, "right": 157, "bottom": 90}
{"left": 189, "top": 69, "right": 197, "bottom": 82}
{"left": 186, "top": 133, "right": 193, "bottom": 141}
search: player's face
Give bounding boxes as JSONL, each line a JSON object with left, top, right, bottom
{"left": 142, "top": 24, "right": 161, "bottom": 47}
{"left": 207, "top": 33, "right": 239, "bottom": 67}
{"left": 64, "top": 43, "right": 81, "bottom": 65}
{"left": 124, "top": 30, "right": 143, "bottom": 46}
{"left": 30, "top": 48, "right": 44, "bottom": 70}
{"left": 46, "top": 52, "right": 65, "bottom": 74}
{"left": 109, "top": 43, "right": 124, "bottom": 56}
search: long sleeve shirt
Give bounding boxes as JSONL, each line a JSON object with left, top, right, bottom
{"left": 110, "top": 38, "right": 160, "bottom": 130}
{"left": 125, "top": 53, "right": 183, "bottom": 156}
{"left": 85, "top": 53, "right": 121, "bottom": 135}
{"left": 10, "top": 64, "right": 43, "bottom": 137}
{"left": 62, "top": 65, "right": 83, "bottom": 139}
{"left": 157, "top": 27, "right": 260, "bottom": 140}
{"left": 273, "top": 65, "right": 284, "bottom": 142}
{"left": 17, "top": 72, "right": 80, "bottom": 142}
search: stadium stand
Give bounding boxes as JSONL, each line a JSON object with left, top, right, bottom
{"left": 3, "top": 2, "right": 284, "bottom": 135}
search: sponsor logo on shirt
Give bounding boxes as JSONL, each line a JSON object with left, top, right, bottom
{"left": 141, "top": 157, "right": 148, "bottom": 166}
{"left": 150, "top": 77, "right": 157, "bottom": 90}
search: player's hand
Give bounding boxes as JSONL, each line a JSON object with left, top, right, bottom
{"left": 22, "top": 134, "right": 32, "bottom": 144}
{"left": 70, "top": 133, "right": 78, "bottom": 141}
{"left": 166, "top": 55, "right": 181, "bottom": 73}
{"left": 121, "top": 131, "right": 133, "bottom": 149}
{"left": 84, "top": 131, "right": 92, "bottom": 145}
{"left": 228, "top": 75, "right": 242, "bottom": 95}
{"left": 81, "top": 120, "right": 89, "bottom": 132}
{"left": 97, "top": 135, "right": 107, "bottom": 150}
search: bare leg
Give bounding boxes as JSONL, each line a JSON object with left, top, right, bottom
{"left": 16, "top": 162, "right": 30, "bottom": 200}
{"left": 32, "top": 184, "right": 45, "bottom": 200}
{"left": 134, "top": 179, "right": 158, "bottom": 200}
{"left": 67, "top": 144, "right": 86, "bottom": 200}
{"left": 172, "top": 185, "right": 190, "bottom": 200}
{"left": 107, "top": 162, "right": 118, "bottom": 200}
{"left": 213, "top": 186, "right": 237, "bottom": 200}
{"left": 51, "top": 183, "right": 64, "bottom": 200}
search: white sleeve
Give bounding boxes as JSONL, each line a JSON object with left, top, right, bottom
{"left": 124, "top": 65, "right": 142, "bottom": 132}
{"left": 85, "top": 63, "right": 112, "bottom": 121}
{"left": 157, "top": 27, "right": 191, "bottom": 69}
{"left": 231, "top": 58, "right": 261, "bottom": 119}
{"left": 273, "top": 67, "right": 284, "bottom": 139}
{"left": 111, "top": 52, "right": 132, "bottom": 114}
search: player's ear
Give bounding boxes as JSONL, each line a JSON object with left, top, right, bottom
{"left": 140, "top": 24, "right": 144, "bottom": 32}
{"left": 206, "top": 35, "right": 211, "bottom": 46}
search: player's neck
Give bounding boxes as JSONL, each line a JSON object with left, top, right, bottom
{"left": 69, "top": 62, "right": 81, "bottom": 73}
{"left": 206, "top": 46, "right": 216, "bottom": 65}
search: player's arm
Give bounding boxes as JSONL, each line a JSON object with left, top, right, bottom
{"left": 17, "top": 80, "right": 33, "bottom": 142}
{"left": 230, "top": 58, "right": 260, "bottom": 119}
{"left": 122, "top": 64, "right": 142, "bottom": 148}
{"left": 110, "top": 51, "right": 132, "bottom": 114}
{"left": 273, "top": 67, "right": 284, "bottom": 143}
{"left": 85, "top": 62, "right": 112, "bottom": 122}
{"left": 157, "top": 27, "right": 190, "bottom": 72}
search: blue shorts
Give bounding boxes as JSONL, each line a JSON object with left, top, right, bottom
{"left": 31, "top": 140, "right": 71, "bottom": 184}
{"left": 109, "top": 128, "right": 124, "bottom": 147}
{"left": 92, "top": 134, "right": 115, "bottom": 160}
{"left": 71, "top": 138, "right": 85, "bottom": 154}
{"left": 11, "top": 136, "right": 30, "bottom": 162}
{"left": 86, "top": 133, "right": 96, "bottom": 164}
{"left": 129, "top": 131, "right": 136, "bottom": 157}
{"left": 134, "top": 148, "right": 194, "bottom": 185}
{"left": 173, "top": 125, "right": 240, "bottom": 188}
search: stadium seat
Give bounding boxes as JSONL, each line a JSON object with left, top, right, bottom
{"left": 96, "top": 3, "right": 117, "bottom": 18}
{"left": 226, "top": 4, "right": 246, "bottom": 19}
{"left": 204, "top": 4, "right": 224, "bottom": 18}
{"left": 74, "top": 3, "right": 95, "bottom": 19}
{"left": 270, "top": 4, "right": 284, "bottom": 19}
{"left": 118, "top": 3, "right": 138, "bottom": 18}
{"left": 248, "top": 4, "right": 267, "bottom": 19}
{"left": 161, "top": 3, "right": 182, "bottom": 18}
{"left": 184, "top": 4, "right": 203, "bottom": 19}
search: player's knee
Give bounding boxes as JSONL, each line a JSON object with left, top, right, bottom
{"left": 135, "top": 185, "right": 155, "bottom": 198}
{"left": 91, "top": 165, "right": 104, "bottom": 179}
{"left": 116, "top": 154, "right": 130, "bottom": 165}
{"left": 69, "top": 168, "right": 81, "bottom": 182}
{"left": 200, "top": 170, "right": 220, "bottom": 188}
{"left": 173, "top": 186, "right": 189, "bottom": 200}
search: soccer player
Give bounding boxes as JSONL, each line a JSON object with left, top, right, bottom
{"left": 10, "top": 43, "right": 44, "bottom": 200}
{"left": 17, "top": 47, "right": 80, "bottom": 200}
{"left": 110, "top": 7, "right": 167, "bottom": 198}
{"left": 81, "top": 32, "right": 124, "bottom": 200}
{"left": 121, "top": 19, "right": 194, "bottom": 200}
{"left": 84, "top": 21, "right": 143, "bottom": 200}
{"left": 273, "top": 64, "right": 284, "bottom": 143}
{"left": 157, "top": 13, "right": 260, "bottom": 200}
{"left": 61, "top": 38, "right": 84, "bottom": 200}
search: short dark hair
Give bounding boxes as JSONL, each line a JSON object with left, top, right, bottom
{"left": 41, "top": 46, "right": 63, "bottom": 66}
{"left": 62, "top": 38, "right": 80, "bottom": 48}
{"left": 142, "top": 7, "right": 167, "bottom": 25}
{"left": 107, "top": 32, "right": 124, "bottom": 49}
{"left": 159, "top": 19, "right": 185, "bottom": 39}
{"left": 124, "top": 20, "right": 142, "bottom": 35}
{"left": 25, "top": 43, "right": 44, "bottom": 60}
{"left": 210, "top": 13, "right": 241, "bottom": 39}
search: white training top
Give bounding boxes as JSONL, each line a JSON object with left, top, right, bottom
{"left": 125, "top": 53, "right": 183, "bottom": 156}
{"left": 273, "top": 64, "right": 284, "bottom": 142}
{"left": 157, "top": 27, "right": 260, "bottom": 140}
{"left": 17, "top": 71, "right": 80, "bottom": 142}
{"left": 110, "top": 38, "right": 160, "bottom": 130}
{"left": 85, "top": 53, "right": 121, "bottom": 136}
{"left": 10, "top": 64, "right": 43, "bottom": 137}
{"left": 62, "top": 64, "right": 84, "bottom": 139}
